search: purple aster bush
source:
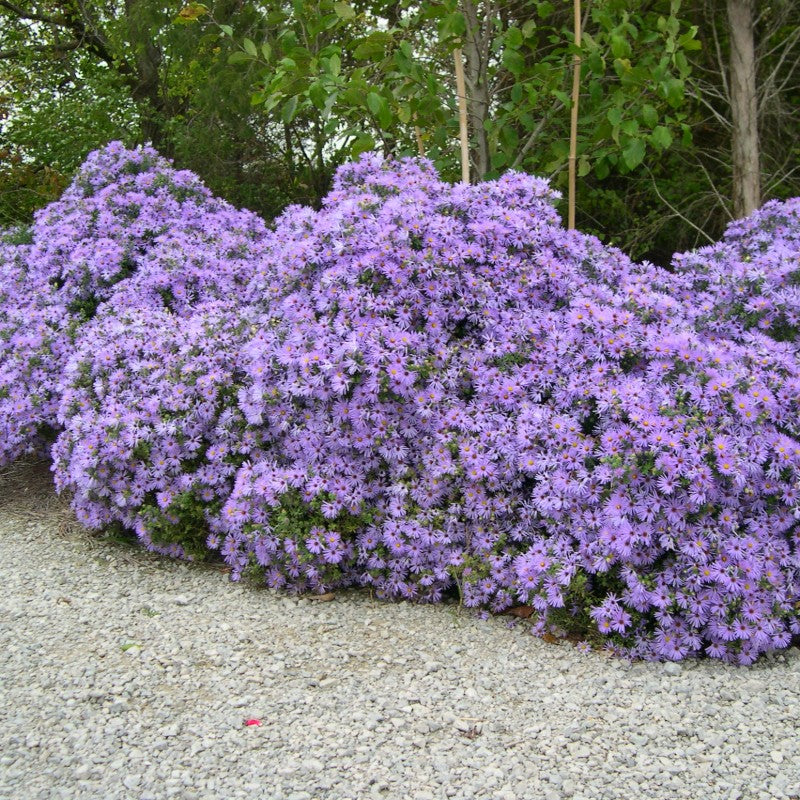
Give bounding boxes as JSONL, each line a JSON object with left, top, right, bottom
{"left": 0, "top": 233, "right": 72, "bottom": 463}
{"left": 0, "top": 142, "right": 271, "bottom": 465}
{"left": 221, "top": 158, "right": 562, "bottom": 598}
{"left": 11, "top": 143, "right": 800, "bottom": 663}
{"left": 52, "top": 300, "right": 262, "bottom": 561}
{"left": 217, "top": 154, "right": 800, "bottom": 662}
{"left": 671, "top": 198, "right": 800, "bottom": 345}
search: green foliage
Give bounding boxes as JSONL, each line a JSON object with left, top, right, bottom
{"left": 1, "top": 0, "right": 798, "bottom": 262}
{"left": 242, "top": 488, "right": 375, "bottom": 587}
{"left": 141, "top": 491, "right": 216, "bottom": 560}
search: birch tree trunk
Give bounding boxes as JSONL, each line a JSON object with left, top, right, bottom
{"left": 461, "top": 0, "right": 491, "bottom": 181}
{"left": 726, "top": 0, "right": 760, "bottom": 217}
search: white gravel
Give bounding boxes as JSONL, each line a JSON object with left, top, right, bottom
{"left": 1, "top": 462, "right": 799, "bottom": 800}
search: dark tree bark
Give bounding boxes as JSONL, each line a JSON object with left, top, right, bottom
{"left": 726, "top": 0, "right": 760, "bottom": 217}
{"left": 125, "top": 0, "right": 168, "bottom": 151}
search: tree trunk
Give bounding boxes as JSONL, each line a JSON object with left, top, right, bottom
{"left": 125, "top": 0, "right": 168, "bottom": 152}
{"left": 461, "top": 0, "right": 491, "bottom": 181}
{"left": 726, "top": 0, "right": 760, "bottom": 217}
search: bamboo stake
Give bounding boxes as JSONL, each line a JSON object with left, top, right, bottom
{"left": 568, "top": 0, "right": 582, "bottom": 229}
{"left": 454, "top": 47, "right": 470, "bottom": 184}
{"left": 414, "top": 125, "right": 425, "bottom": 158}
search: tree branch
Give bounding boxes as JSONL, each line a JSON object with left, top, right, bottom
{"left": 644, "top": 165, "right": 716, "bottom": 243}
{"left": 0, "top": 39, "right": 81, "bottom": 60}
{"left": 0, "top": 0, "right": 61, "bottom": 24}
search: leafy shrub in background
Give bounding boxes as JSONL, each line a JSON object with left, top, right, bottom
{"left": 4, "top": 143, "right": 800, "bottom": 663}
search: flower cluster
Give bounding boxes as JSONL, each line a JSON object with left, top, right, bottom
{"left": 0, "top": 141, "right": 271, "bottom": 465}
{"left": 222, "top": 156, "right": 800, "bottom": 663}
{"left": 52, "top": 301, "right": 261, "bottom": 559}
{"left": 670, "top": 198, "right": 800, "bottom": 349}
{"left": 4, "top": 143, "right": 800, "bottom": 663}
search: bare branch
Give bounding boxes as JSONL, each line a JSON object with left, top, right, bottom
{"left": 644, "top": 165, "right": 716, "bottom": 243}
{"left": 764, "top": 164, "right": 799, "bottom": 194}
{"left": 511, "top": 100, "right": 563, "bottom": 170}
{"left": 710, "top": 8, "right": 730, "bottom": 104}
{"left": 758, "top": 25, "right": 800, "bottom": 113}
{"left": 686, "top": 87, "right": 732, "bottom": 128}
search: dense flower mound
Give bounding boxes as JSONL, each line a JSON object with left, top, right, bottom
{"left": 0, "top": 234, "right": 71, "bottom": 463}
{"left": 671, "top": 198, "right": 800, "bottom": 347}
{"left": 9, "top": 144, "right": 800, "bottom": 662}
{"left": 0, "top": 142, "right": 271, "bottom": 465}
{"left": 53, "top": 301, "right": 262, "bottom": 559}
{"left": 212, "top": 155, "right": 800, "bottom": 662}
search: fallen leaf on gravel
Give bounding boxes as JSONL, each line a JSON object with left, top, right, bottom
{"left": 507, "top": 605, "right": 533, "bottom": 618}
{"left": 307, "top": 592, "right": 336, "bottom": 602}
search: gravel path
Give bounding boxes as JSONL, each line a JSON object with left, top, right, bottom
{"left": 1, "top": 462, "right": 799, "bottom": 800}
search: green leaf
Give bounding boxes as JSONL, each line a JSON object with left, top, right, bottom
{"left": 607, "top": 107, "right": 622, "bottom": 127}
{"left": 552, "top": 89, "right": 571, "bottom": 107}
{"left": 492, "top": 151, "right": 508, "bottom": 169}
{"left": 333, "top": 2, "right": 355, "bottom": 20}
{"left": 641, "top": 104, "right": 658, "bottom": 128}
{"left": 366, "top": 91, "right": 382, "bottom": 116}
{"left": 505, "top": 27, "right": 523, "bottom": 49}
{"left": 351, "top": 134, "right": 375, "bottom": 156}
{"left": 309, "top": 81, "right": 329, "bottom": 109}
{"left": 366, "top": 91, "right": 391, "bottom": 128}
{"left": 622, "top": 138, "right": 646, "bottom": 170}
{"left": 261, "top": 43, "right": 272, "bottom": 61}
{"left": 678, "top": 27, "right": 702, "bottom": 51}
{"left": 439, "top": 12, "right": 466, "bottom": 40}
{"left": 328, "top": 53, "right": 341, "bottom": 77}
{"left": 661, "top": 77, "right": 685, "bottom": 107}
{"left": 219, "top": 24, "right": 233, "bottom": 37}
{"left": 610, "top": 34, "right": 630, "bottom": 59}
{"left": 502, "top": 49, "right": 525, "bottom": 77}
{"left": 537, "top": 1, "right": 554, "bottom": 18}
{"left": 243, "top": 38, "right": 257, "bottom": 57}
{"left": 650, "top": 125, "right": 673, "bottom": 149}
{"left": 595, "top": 157, "right": 610, "bottom": 180}
{"left": 353, "top": 31, "right": 393, "bottom": 60}
{"left": 665, "top": 16, "right": 680, "bottom": 37}
{"left": 282, "top": 95, "right": 299, "bottom": 123}
{"left": 522, "top": 20, "right": 537, "bottom": 38}
{"left": 227, "top": 51, "right": 252, "bottom": 65}
{"left": 620, "top": 119, "right": 639, "bottom": 136}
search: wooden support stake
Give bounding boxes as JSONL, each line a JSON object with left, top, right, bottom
{"left": 414, "top": 125, "right": 425, "bottom": 158}
{"left": 454, "top": 47, "right": 470, "bottom": 184}
{"left": 568, "top": 0, "right": 582, "bottom": 229}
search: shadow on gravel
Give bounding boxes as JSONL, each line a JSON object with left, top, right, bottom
{"left": 0, "top": 457, "right": 137, "bottom": 554}
{"left": 0, "top": 458, "right": 63, "bottom": 516}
